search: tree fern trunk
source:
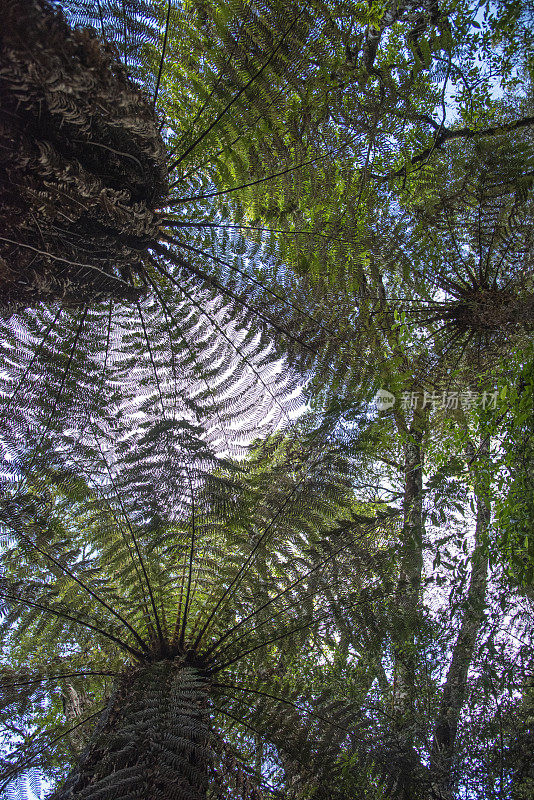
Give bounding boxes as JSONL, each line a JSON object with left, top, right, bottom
{"left": 429, "top": 438, "right": 490, "bottom": 798}
{"left": 0, "top": 0, "right": 167, "bottom": 313}
{"left": 52, "top": 661, "right": 211, "bottom": 800}
{"left": 393, "top": 405, "right": 427, "bottom": 712}
{"left": 389, "top": 405, "right": 427, "bottom": 798}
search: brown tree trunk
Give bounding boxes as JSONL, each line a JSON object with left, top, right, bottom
{"left": 52, "top": 661, "right": 211, "bottom": 800}
{"left": 388, "top": 405, "right": 428, "bottom": 798}
{"left": 393, "top": 405, "right": 427, "bottom": 712}
{"left": 429, "top": 438, "right": 490, "bottom": 799}
{"left": 0, "top": 0, "right": 167, "bottom": 314}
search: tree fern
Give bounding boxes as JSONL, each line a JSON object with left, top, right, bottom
{"left": 0, "top": 0, "right": 167, "bottom": 312}
{"left": 4, "top": 0, "right": 532, "bottom": 445}
{"left": 1, "top": 3, "right": 533, "bottom": 798}
{"left": 0, "top": 407, "right": 398, "bottom": 798}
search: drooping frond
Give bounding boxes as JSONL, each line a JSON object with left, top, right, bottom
{"left": 0, "top": 0, "right": 168, "bottom": 312}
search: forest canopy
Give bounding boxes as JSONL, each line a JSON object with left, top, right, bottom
{"left": 0, "top": 1, "right": 533, "bottom": 799}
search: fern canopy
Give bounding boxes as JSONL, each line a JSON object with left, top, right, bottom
{"left": 0, "top": 0, "right": 533, "bottom": 798}
{"left": 0, "top": 403, "right": 396, "bottom": 797}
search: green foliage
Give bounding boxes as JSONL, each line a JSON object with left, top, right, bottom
{"left": 0, "top": 408, "right": 396, "bottom": 797}
{"left": 493, "top": 351, "right": 534, "bottom": 586}
{"left": 1, "top": 1, "right": 534, "bottom": 798}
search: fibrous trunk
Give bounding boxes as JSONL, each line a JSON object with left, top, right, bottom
{"left": 52, "top": 661, "right": 212, "bottom": 800}
{"left": 429, "top": 438, "right": 490, "bottom": 798}
{"left": 444, "top": 291, "right": 534, "bottom": 333}
{"left": 388, "top": 405, "right": 427, "bottom": 798}
{"left": 0, "top": 0, "right": 167, "bottom": 314}
{"left": 393, "top": 406, "right": 426, "bottom": 710}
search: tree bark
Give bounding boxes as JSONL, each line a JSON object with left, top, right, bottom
{"left": 61, "top": 683, "right": 93, "bottom": 755}
{"left": 51, "top": 660, "right": 211, "bottom": 800}
{"left": 387, "top": 405, "right": 428, "bottom": 798}
{"left": 429, "top": 438, "right": 490, "bottom": 799}
{"left": 393, "top": 404, "right": 427, "bottom": 714}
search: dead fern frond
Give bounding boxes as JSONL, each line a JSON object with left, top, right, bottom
{"left": 0, "top": 0, "right": 168, "bottom": 313}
